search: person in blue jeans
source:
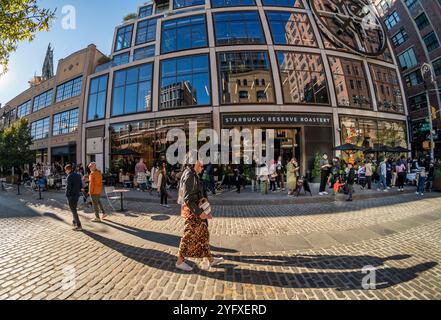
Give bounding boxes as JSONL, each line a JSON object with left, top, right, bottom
{"left": 377, "top": 157, "right": 388, "bottom": 192}
{"left": 416, "top": 158, "right": 428, "bottom": 196}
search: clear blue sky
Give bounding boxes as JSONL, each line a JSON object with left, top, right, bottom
{"left": 0, "top": 0, "right": 145, "bottom": 105}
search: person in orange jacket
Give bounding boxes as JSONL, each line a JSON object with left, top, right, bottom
{"left": 88, "top": 162, "right": 107, "bottom": 222}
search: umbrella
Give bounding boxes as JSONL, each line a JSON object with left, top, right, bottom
{"left": 333, "top": 143, "right": 365, "bottom": 151}
{"left": 111, "top": 148, "right": 141, "bottom": 156}
{"left": 364, "top": 144, "right": 393, "bottom": 153}
{"left": 388, "top": 146, "right": 411, "bottom": 153}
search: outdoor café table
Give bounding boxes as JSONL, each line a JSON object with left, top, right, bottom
{"left": 112, "top": 188, "right": 130, "bottom": 212}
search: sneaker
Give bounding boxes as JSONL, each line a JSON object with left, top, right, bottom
{"left": 73, "top": 226, "right": 83, "bottom": 231}
{"left": 421, "top": 193, "right": 424, "bottom": 196}
{"left": 383, "top": 189, "right": 388, "bottom": 192}
{"left": 163, "top": 205, "right": 170, "bottom": 208}
{"left": 387, "top": 187, "right": 391, "bottom": 190}
{"left": 377, "top": 188, "right": 381, "bottom": 191}
{"left": 102, "top": 214, "right": 109, "bottom": 220}
{"left": 346, "top": 199, "right": 353, "bottom": 202}
{"left": 176, "top": 262, "right": 193, "bottom": 272}
{"left": 415, "top": 191, "right": 419, "bottom": 195}
{"left": 209, "top": 257, "right": 225, "bottom": 267}
{"left": 318, "top": 192, "right": 324, "bottom": 196}
{"left": 91, "top": 218, "right": 101, "bottom": 223}
{"left": 323, "top": 192, "right": 329, "bottom": 195}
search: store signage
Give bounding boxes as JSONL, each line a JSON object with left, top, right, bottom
{"left": 222, "top": 114, "right": 333, "bottom": 126}
{"left": 308, "top": 0, "right": 387, "bottom": 57}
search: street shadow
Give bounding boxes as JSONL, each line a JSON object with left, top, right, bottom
{"left": 101, "top": 220, "right": 238, "bottom": 254}
{"left": 219, "top": 254, "right": 412, "bottom": 270}
{"left": 83, "top": 230, "right": 437, "bottom": 291}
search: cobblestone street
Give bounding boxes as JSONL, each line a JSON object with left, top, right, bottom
{"left": 0, "top": 188, "right": 440, "bottom": 300}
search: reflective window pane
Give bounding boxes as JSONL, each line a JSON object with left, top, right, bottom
{"left": 134, "top": 45, "right": 155, "bottom": 61}
{"left": 213, "top": 11, "right": 265, "bottom": 45}
{"left": 174, "top": 0, "right": 205, "bottom": 9}
{"left": 211, "top": 0, "right": 256, "bottom": 8}
{"left": 161, "top": 15, "right": 207, "bottom": 54}
{"left": 136, "top": 18, "right": 158, "bottom": 45}
{"left": 115, "top": 24, "right": 133, "bottom": 51}
{"left": 88, "top": 74, "right": 108, "bottom": 121}
{"left": 56, "top": 76, "right": 83, "bottom": 103}
{"left": 160, "top": 54, "right": 211, "bottom": 109}
{"left": 261, "top": 0, "right": 303, "bottom": 7}
{"left": 218, "top": 51, "right": 274, "bottom": 104}
{"left": 112, "top": 63, "right": 153, "bottom": 116}
{"left": 369, "top": 64, "right": 404, "bottom": 114}
{"left": 328, "top": 56, "right": 371, "bottom": 109}
{"left": 266, "top": 11, "right": 317, "bottom": 47}
{"left": 53, "top": 108, "right": 79, "bottom": 136}
{"left": 277, "top": 51, "right": 329, "bottom": 104}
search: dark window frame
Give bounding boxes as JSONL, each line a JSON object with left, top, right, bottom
{"left": 111, "top": 63, "right": 154, "bottom": 117}
{"left": 213, "top": 10, "right": 266, "bottom": 46}
{"left": 159, "top": 53, "right": 212, "bottom": 110}
{"left": 87, "top": 74, "right": 109, "bottom": 122}
{"left": 217, "top": 50, "right": 276, "bottom": 105}
{"left": 276, "top": 50, "right": 330, "bottom": 106}
{"left": 114, "top": 24, "right": 134, "bottom": 52}
{"left": 161, "top": 14, "right": 208, "bottom": 54}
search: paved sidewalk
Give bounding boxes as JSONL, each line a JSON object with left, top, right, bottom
{"left": 0, "top": 190, "right": 440, "bottom": 300}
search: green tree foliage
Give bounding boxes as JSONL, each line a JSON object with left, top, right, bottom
{"left": 0, "top": 0, "right": 55, "bottom": 74}
{"left": 0, "top": 118, "right": 34, "bottom": 168}
{"left": 312, "top": 152, "right": 322, "bottom": 178}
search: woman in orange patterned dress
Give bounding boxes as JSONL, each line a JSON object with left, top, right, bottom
{"left": 175, "top": 160, "right": 224, "bottom": 272}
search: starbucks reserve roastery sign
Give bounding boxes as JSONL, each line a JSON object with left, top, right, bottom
{"left": 222, "top": 114, "right": 332, "bottom": 126}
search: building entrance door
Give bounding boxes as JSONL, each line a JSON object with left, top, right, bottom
{"left": 266, "top": 128, "right": 301, "bottom": 164}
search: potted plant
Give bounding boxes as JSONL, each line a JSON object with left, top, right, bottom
{"left": 432, "top": 162, "right": 441, "bottom": 191}
{"left": 311, "top": 152, "right": 322, "bottom": 183}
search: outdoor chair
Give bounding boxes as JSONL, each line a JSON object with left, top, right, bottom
{"left": 105, "top": 186, "right": 121, "bottom": 212}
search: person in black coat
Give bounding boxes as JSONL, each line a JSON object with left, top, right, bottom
{"left": 346, "top": 163, "right": 356, "bottom": 202}
{"left": 65, "top": 164, "right": 83, "bottom": 231}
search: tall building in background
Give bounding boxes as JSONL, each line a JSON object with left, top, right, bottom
{"left": 374, "top": 0, "right": 441, "bottom": 158}
{"left": 82, "top": 0, "right": 409, "bottom": 174}
{"left": 0, "top": 44, "right": 104, "bottom": 165}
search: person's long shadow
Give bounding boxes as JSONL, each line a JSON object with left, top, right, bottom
{"left": 83, "top": 230, "right": 437, "bottom": 291}
{"left": 102, "top": 220, "right": 238, "bottom": 254}
{"left": 220, "top": 254, "right": 413, "bottom": 270}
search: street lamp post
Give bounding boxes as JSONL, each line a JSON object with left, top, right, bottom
{"left": 420, "top": 63, "right": 437, "bottom": 161}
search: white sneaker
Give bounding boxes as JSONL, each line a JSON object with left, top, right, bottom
{"left": 387, "top": 187, "right": 391, "bottom": 190}
{"left": 163, "top": 205, "right": 170, "bottom": 208}
{"left": 318, "top": 192, "right": 323, "bottom": 196}
{"left": 209, "top": 257, "right": 225, "bottom": 267}
{"left": 323, "top": 191, "right": 329, "bottom": 195}
{"left": 383, "top": 189, "right": 388, "bottom": 192}
{"left": 421, "top": 193, "right": 424, "bottom": 196}
{"left": 176, "top": 262, "right": 193, "bottom": 272}
{"left": 415, "top": 191, "right": 419, "bottom": 195}
{"left": 377, "top": 189, "right": 381, "bottom": 191}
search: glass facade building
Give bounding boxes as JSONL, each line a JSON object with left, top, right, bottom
{"left": 83, "top": 0, "right": 409, "bottom": 173}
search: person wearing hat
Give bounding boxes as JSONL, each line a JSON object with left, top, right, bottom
{"left": 88, "top": 162, "right": 107, "bottom": 222}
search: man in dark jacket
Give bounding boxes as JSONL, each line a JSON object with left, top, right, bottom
{"left": 65, "top": 164, "right": 83, "bottom": 231}
{"left": 346, "top": 163, "right": 356, "bottom": 202}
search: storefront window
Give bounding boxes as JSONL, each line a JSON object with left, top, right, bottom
{"left": 277, "top": 51, "right": 329, "bottom": 104}
{"left": 266, "top": 12, "right": 317, "bottom": 47}
{"left": 112, "top": 63, "right": 153, "bottom": 116}
{"left": 160, "top": 54, "right": 211, "bottom": 109}
{"left": 340, "top": 116, "right": 407, "bottom": 149}
{"left": 218, "top": 51, "right": 274, "bottom": 104}
{"left": 110, "top": 115, "right": 212, "bottom": 169}
{"left": 378, "top": 120, "right": 407, "bottom": 147}
{"left": 328, "top": 56, "right": 372, "bottom": 109}
{"left": 369, "top": 64, "right": 404, "bottom": 114}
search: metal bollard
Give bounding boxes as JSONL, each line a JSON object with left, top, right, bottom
{"left": 17, "top": 183, "right": 21, "bottom": 195}
{"left": 38, "top": 184, "right": 43, "bottom": 200}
